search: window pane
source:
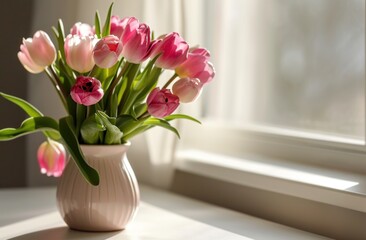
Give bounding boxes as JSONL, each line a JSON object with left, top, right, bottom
{"left": 203, "top": 0, "right": 365, "bottom": 140}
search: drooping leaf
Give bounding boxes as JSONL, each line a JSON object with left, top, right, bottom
{"left": 143, "top": 118, "right": 180, "bottom": 138}
{"left": 164, "top": 114, "right": 201, "bottom": 124}
{"left": 0, "top": 92, "right": 43, "bottom": 117}
{"left": 59, "top": 116, "right": 99, "bottom": 186}
{"left": 0, "top": 117, "right": 60, "bottom": 141}
{"left": 0, "top": 92, "right": 61, "bottom": 140}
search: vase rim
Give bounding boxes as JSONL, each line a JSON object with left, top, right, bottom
{"left": 79, "top": 142, "right": 131, "bottom": 156}
{"left": 80, "top": 142, "right": 131, "bottom": 147}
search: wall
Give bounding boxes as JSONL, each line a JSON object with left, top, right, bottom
{"left": 0, "top": 0, "right": 33, "bottom": 187}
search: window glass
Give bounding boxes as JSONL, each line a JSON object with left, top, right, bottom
{"left": 202, "top": 0, "right": 365, "bottom": 140}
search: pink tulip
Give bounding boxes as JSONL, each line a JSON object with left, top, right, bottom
{"left": 64, "top": 34, "right": 96, "bottom": 73}
{"left": 175, "top": 48, "right": 215, "bottom": 84}
{"left": 37, "top": 139, "right": 66, "bottom": 177}
{"left": 70, "top": 76, "right": 104, "bottom": 106}
{"left": 172, "top": 78, "right": 203, "bottom": 103}
{"left": 70, "top": 22, "right": 94, "bottom": 36}
{"left": 93, "top": 35, "right": 123, "bottom": 68}
{"left": 110, "top": 16, "right": 130, "bottom": 38}
{"left": 17, "top": 30, "right": 56, "bottom": 73}
{"left": 147, "top": 87, "right": 180, "bottom": 118}
{"left": 190, "top": 47, "right": 211, "bottom": 58}
{"left": 150, "top": 32, "right": 189, "bottom": 69}
{"left": 121, "top": 22, "right": 155, "bottom": 63}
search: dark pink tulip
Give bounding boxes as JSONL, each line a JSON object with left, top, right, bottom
{"left": 70, "top": 22, "right": 94, "bottom": 36}
{"left": 70, "top": 76, "right": 104, "bottom": 106}
{"left": 110, "top": 16, "right": 124, "bottom": 38}
{"left": 110, "top": 16, "right": 139, "bottom": 39}
{"left": 93, "top": 35, "right": 123, "bottom": 68}
{"left": 17, "top": 30, "right": 56, "bottom": 73}
{"left": 121, "top": 22, "right": 154, "bottom": 63}
{"left": 172, "top": 78, "right": 203, "bottom": 103}
{"left": 147, "top": 87, "right": 180, "bottom": 118}
{"left": 175, "top": 48, "right": 215, "bottom": 85}
{"left": 37, "top": 139, "right": 66, "bottom": 177}
{"left": 150, "top": 32, "right": 189, "bottom": 69}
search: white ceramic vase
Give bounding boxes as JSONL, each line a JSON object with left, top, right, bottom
{"left": 56, "top": 143, "right": 140, "bottom": 231}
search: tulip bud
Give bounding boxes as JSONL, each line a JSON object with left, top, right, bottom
{"left": 93, "top": 35, "right": 123, "bottom": 68}
{"left": 37, "top": 139, "right": 66, "bottom": 177}
{"left": 64, "top": 34, "right": 96, "bottom": 73}
{"left": 150, "top": 32, "right": 189, "bottom": 69}
{"left": 70, "top": 22, "right": 94, "bottom": 36}
{"left": 172, "top": 78, "right": 203, "bottom": 103}
{"left": 70, "top": 76, "right": 104, "bottom": 106}
{"left": 147, "top": 87, "right": 180, "bottom": 118}
{"left": 17, "top": 30, "right": 56, "bottom": 73}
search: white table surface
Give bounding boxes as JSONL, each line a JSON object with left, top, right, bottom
{"left": 0, "top": 185, "right": 330, "bottom": 240}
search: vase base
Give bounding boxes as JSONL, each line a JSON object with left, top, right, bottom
{"left": 68, "top": 226, "right": 125, "bottom": 232}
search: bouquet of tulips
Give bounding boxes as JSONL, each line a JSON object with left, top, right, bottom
{"left": 0, "top": 4, "right": 214, "bottom": 185}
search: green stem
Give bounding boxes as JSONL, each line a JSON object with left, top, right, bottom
{"left": 162, "top": 73, "right": 178, "bottom": 89}
{"left": 137, "top": 110, "right": 150, "bottom": 120}
{"left": 45, "top": 67, "right": 68, "bottom": 111}
{"left": 88, "top": 65, "right": 99, "bottom": 77}
{"left": 108, "top": 60, "right": 129, "bottom": 100}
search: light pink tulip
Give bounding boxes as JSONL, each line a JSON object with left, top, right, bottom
{"left": 70, "top": 76, "right": 104, "bottom": 106}
{"left": 70, "top": 22, "right": 94, "bottom": 36}
{"left": 93, "top": 35, "right": 123, "bottom": 68}
{"left": 175, "top": 48, "right": 215, "bottom": 84}
{"left": 172, "top": 78, "right": 203, "bottom": 103}
{"left": 37, "top": 139, "right": 66, "bottom": 177}
{"left": 150, "top": 32, "right": 189, "bottom": 69}
{"left": 64, "top": 34, "right": 96, "bottom": 73}
{"left": 147, "top": 87, "right": 180, "bottom": 118}
{"left": 17, "top": 30, "right": 56, "bottom": 73}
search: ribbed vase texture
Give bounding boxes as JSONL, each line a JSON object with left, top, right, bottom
{"left": 56, "top": 144, "right": 140, "bottom": 231}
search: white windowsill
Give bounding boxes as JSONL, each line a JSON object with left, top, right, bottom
{"left": 175, "top": 149, "right": 366, "bottom": 213}
{"left": 0, "top": 185, "right": 329, "bottom": 239}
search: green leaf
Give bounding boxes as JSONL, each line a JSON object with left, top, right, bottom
{"left": 122, "top": 125, "right": 150, "bottom": 141}
{"left": 164, "top": 114, "right": 201, "bottom": 124}
{"left": 80, "top": 115, "right": 105, "bottom": 144}
{"left": 94, "top": 11, "right": 101, "bottom": 38}
{"left": 96, "top": 111, "right": 123, "bottom": 144}
{"left": 75, "top": 104, "right": 87, "bottom": 137}
{"left": 102, "top": 2, "right": 114, "bottom": 37}
{"left": 0, "top": 92, "right": 42, "bottom": 117}
{"left": 116, "top": 114, "right": 142, "bottom": 136}
{"left": 0, "top": 92, "right": 61, "bottom": 140}
{"left": 143, "top": 118, "right": 180, "bottom": 138}
{"left": 132, "top": 103, "right": 147, "bottom": 119}
{"left": 0, "top": 117, "right": 60, "bottom": 141}
{"left": 55, "top": 19, "right": 66, "bottom": 61}
{"left": 59, "top": 116, "right": 99, "bottom": 186}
